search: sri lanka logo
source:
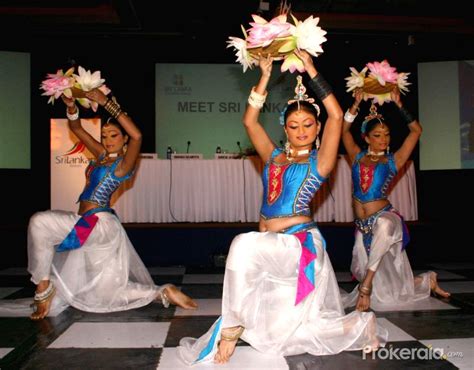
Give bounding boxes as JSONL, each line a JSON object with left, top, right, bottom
{"left": 63, "top": 142, "right": 86, "bottom": 156}
{"left": 55, "top": 141, "right": 89, "bottom": 165}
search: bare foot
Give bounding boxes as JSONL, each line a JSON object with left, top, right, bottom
{"left": 163, "top": 285, "right": 198, "bottom": 309}
{"left": 214, "top": 338, "right": 238, "bottom": 364}
{"left": 214, "top": 326, "right": 243, "bottom": 363}
{"left": 430, "top": 272, "right": 450, "bottom": 298}
{"left": 30, "top": 283, "right": 55, "bottom": 320}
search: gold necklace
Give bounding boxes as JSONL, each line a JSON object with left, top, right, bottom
{"left": 368, "top": 155, "right": 380, "bottom": 162}
{"left": 99, "top": 152, "right": 121, "bottom": 165}
{"left": 367, "top": 149, "right": 385, "bottom": 163}
{"left": 286, "top": 149, "right": 310, "bottom": 162}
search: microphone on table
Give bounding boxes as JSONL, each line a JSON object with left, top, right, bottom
{"left": 237, "top": 141, "right": 242, "bottom": 153}
{"left": 186, "top": 141, "right": 191, "bottom": 153}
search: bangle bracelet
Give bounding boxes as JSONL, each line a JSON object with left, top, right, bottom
{"left": 104, "top": 98, "right": 123, "bottom": 119}
{"left": 248, "top": 87, "right": 267, "bottom": 110}
{"left": 344, "top": 109, "right": 358, "bottom": 123}
{"left": 66, "top": 106, "right": 79, "bottom": 121}
{"left": 308, "top": 73, "right": 333, "bottom": 101}
{"left": 398, "top": 106, "right": 415, "bottom": 125}
{"left": 358, "top": 284, "right": 372, "bottom": 295}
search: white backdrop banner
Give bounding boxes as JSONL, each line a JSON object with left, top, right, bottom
{"left": 50, "top": 118, "right": 101, "bottom": 212}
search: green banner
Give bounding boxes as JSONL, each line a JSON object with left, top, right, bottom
{"left": 156, "top": 63, "right": 298, "bottom": 158}
{"left": 0, "top": 51, "right": 30, "bottom": 169}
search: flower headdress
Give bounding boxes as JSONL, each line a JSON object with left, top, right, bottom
{"left": 361, "top": 103, "right": 385, "bottom": 138}
{"left": 227, "top": 4, "right": 327, "bottom": 73}
{"left": 40, "top": 66, "right": 111, "bottom": 112}
{"left": 345, "top": 60, "right": 410, "bottom": 105}
{"left": 279, "top": 75, "right": 320, "bottom": 125}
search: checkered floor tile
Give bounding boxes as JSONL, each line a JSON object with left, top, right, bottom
{"left": 1, "top": 263, "right": 473, "bottom": 369}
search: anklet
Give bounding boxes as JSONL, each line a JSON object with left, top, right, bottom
{"left": 221, "top": 326, "right": 244, "bottom": 341}
{"left": 34, "top": 282, "right": 55, "bottom": 302}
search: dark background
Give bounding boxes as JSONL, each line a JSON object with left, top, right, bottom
{"left": 1, "top": 0, "right": 473, "bottom": 268}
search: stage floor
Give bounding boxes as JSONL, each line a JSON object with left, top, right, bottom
{"left": 1, "top": 263, "right": 473, "bottom": 369}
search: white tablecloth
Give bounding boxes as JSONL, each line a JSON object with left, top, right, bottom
{"left": 112, "top": 156, "right": 418, "bottom": 223}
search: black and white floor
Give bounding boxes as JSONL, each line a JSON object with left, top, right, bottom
{"left": 1, "top": 263, "right": 473, "bottom": 369}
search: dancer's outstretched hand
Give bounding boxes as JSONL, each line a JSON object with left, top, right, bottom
{"left": 259, "top": 53, "right": 273, "bottom": 78}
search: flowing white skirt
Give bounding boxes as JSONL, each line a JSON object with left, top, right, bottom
{"left": 178, "top": 228, "right": 388, "bottom": 365}
{"left": 17, "top": 210, "right": 162, "bottom": 314}
{"left": 341, "top": 212, "right": 431, "bottom": 310}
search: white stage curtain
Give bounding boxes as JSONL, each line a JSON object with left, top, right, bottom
{"left": 112, "top": 156, "right": 418, "bottom": 223}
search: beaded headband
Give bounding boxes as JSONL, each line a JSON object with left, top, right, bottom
{"left": 279, "top": 75, "right": 320, "bottom": 125}
{"left": 361, "top": 103, "right": 385, "bottom": 137}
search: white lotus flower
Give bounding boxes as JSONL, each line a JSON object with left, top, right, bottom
{"left": 291, "top": 16, "right": 327, "bottom": 57}
{"left": 367, "top": 92, "right": 392, "bottom": 105}
{"left": 345, "top": 66, "right": 368, "bottom": 92}
{"left": 397, "top": 72, "right": 411, "bottom": 94}
{"left": 226, "top": 36, "right": 257, "bottom": 72}
{"left": 73, "top": 66, "right": 106, "bottom": 92}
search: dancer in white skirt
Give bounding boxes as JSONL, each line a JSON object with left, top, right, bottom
{"left": 178, "top": 51, "right": 387, "bottom": 365}
{"left": 340, "top": 87, "right": 450, "bottom": 312}
{"left": 27, "top": 88, "right": 197, "bottom": 320}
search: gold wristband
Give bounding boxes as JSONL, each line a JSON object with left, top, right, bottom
{"left": 104, "top": 98, "right": 122, "bottom": 119}
{"left": 358, "top": 285, "right": 372, "bottom": 295}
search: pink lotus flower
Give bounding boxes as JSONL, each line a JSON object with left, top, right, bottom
{"left": 367, "top": 60, "right": 398, "bottom": 85}
{"left": 246, "top": 14, "right": 291, "bottom": 48}
{"left": 40, "top": 67, "right": 74, "bottom": 104}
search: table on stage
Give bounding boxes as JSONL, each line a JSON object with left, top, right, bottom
{"left": 112, "top": 156, "right": 418, "bottom": 223}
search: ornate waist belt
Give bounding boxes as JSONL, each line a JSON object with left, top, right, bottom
{"left": 355, "top": 204, "right": 409, "bottom": 255}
